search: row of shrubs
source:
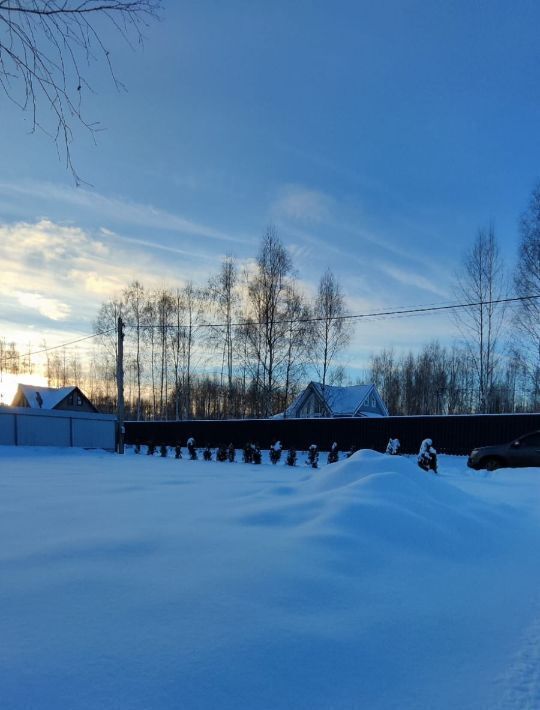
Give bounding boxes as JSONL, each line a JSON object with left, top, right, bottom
{"left": 133, "top": 436, "right": 439, "bottom": 473}
{"left": 133, "top": 440, "right": 346, "bottom": 468}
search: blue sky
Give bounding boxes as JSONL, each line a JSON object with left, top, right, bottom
{"left": 1, "top": 1, "right": 539, "bottom": 371}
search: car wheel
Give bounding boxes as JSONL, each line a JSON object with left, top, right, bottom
{"left": 483, "top": 457, "right": 502, "bottom": 471}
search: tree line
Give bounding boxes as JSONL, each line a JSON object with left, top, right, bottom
{"left": 90, "top": 227, "right": 350, "bottom": 419}
{"left": 373, "top": 184, "right": 540, "bottom": 415}
{"left": 3, "top": 183, "right": 540, "bottom": 418}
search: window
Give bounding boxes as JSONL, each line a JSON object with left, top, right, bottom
{"left": 67, "top": 395, "right": 73, "bottom": 405}
{"left": 519, "top": 433, "right": 540, "bottom": 448}
{"left": 77, "top": 395, "right": 83, "bottom": 406}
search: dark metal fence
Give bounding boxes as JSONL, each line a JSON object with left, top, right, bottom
{"left": 125, "top": 412, "right": 540, "bottom": 456}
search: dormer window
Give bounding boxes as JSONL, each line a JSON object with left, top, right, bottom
{"left": 77, "top": 395, "right": 83, "bottom": 406}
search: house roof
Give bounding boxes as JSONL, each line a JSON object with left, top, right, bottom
{"left": 311, "top": 382, "right": 373, "bottom": 416}
{"left": 284, "top": 382, "right": 388, "bottom": 417}
{"left": 16, "top": 384, "right": 78, "bottom": 409}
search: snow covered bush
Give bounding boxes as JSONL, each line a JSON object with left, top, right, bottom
{"left": 327, "top": 442, "right": 339, "bottom": 464}
{"left": 385, "top": 438, "right": 401, "bottom": 455}
{"left": 307, "top": 443, "right": 319, "bottom": 469}
{"left": 417, "top": 438, "right": 437, "bottom": 473}
{"left": 187, "top": 436, "right": 197, "bottom": 460}
{"left": 270, "top": 440, "right": 282, "bottom": 465}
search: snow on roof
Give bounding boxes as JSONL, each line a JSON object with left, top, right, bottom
{"left": 17, "top": 384, "right": 77, "bottom": 410}
{"left": 312, "top": 382, "right": 373, "bottom": 416}
{"left": 285, "top": 382, "right": 382, "bottom": 417}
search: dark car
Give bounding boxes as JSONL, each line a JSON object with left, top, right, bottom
{"left": 467, "top": 430, "right": 540, "bottom": 470}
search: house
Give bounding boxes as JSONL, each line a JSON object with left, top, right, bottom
{"left": 11, "top": 384, "right": 99, "bottom": 413}
{"left": 281, "top": 381, "right": 389, "bottom": 418}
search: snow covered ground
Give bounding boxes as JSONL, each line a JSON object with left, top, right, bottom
{"left": 1, "top": 446, "right": 540, "bottom": 710}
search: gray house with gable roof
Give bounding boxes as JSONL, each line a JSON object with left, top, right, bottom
{"left": 281, "top": 382, "right": 389, "bottom": 418}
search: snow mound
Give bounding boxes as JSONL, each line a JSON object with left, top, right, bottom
{"left": 240, "top": 450, "right": 509, "bottom": 558}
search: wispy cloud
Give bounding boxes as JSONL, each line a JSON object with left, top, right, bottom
{"left": 271, "top": 184, "right": 334, "bottom": 224}
{"left": 14, "top": 291, "right": 71, "bottom": 321}
{"left": 377, "top": 263, "right": 449, "bottom": 298}
{"left": 0, "top": 181, "right": 251, "bottom": 246}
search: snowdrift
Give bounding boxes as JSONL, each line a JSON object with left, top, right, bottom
{"left": 239, "top": 450, "right": 508, "bottom": 559}
{"left": 2, "top": 447, "right": 540, "bottom": 710}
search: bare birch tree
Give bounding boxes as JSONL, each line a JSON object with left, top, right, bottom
{"left": 244, "top": 228, "right": 293, "bottom": 417}
{"left": 282, "top": 283, "right": 310, "bottom": 411}
{"left": 453, "top": 226, "right": 506, "bottom": 412}
{"left": 205, "top": 256, "right": 239, "bottom": 415}
{"left": 123, "top": 280, "right": 145, "bottom": 420}
{"left": 309, "top": 269, "right": 351, "bottom": 403}
{"left": 514, "top": 183, "right": 540, "bottom": 407}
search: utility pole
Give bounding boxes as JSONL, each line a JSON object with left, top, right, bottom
{"left": 117, "top": 315, "right": 125, "bottom": 454}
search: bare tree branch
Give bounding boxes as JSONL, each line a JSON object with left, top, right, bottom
{"left": 0, "top": 0, "right": 161, "bottom": 183}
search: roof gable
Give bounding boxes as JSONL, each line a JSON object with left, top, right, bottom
{"left": 285, "top": 382, "right": 387, "bottom": 417}
{"left": 16, "top": 385, "right": 77, "bottom": 409}
{"left": 311, "top": 382, "right": 374, "bottom": 416}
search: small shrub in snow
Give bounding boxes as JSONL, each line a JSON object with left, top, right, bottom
{"left": 243, "top": 442, "right": 253, "bottom": 463}
{"left": 346, "top": 445, "right": 357, "bottom": 458}
{"left": 252, "top": 444, "right": 262, "bottom": 465}
{"left": 270, "top": 440, "right": 282, "bottom": 465}
{"left": 160, "top": 444, "right": 168, "bottom": 458}
{"left": 217, "top": 445, "right": 228, "bottom": 462}
{"left": 417, "top": 438, "right": 438, "bottom": 473}
{"left": 307, "top": 444, "right": 319, "bottom": 469}
{"left": 174, "top": 445, "right": 182, "bottom": 459}
{"left": 385, "top": 438, "right": 401, "bottom": 455}
{"left": 327, "top": 442, "right": 339, "bottom": 464}
{"left": 203, "top": 446, "right": 212, "bottom": 461}
{"left": 286, "top": 448, "right": 297, "bottom": 466}
{"left": 147, "top": 443, "right": 156, "bottom": 456}
{"left": 134, "top": 443, "right": 141, "bottom": 455}
{"left": 187, "top": 436, "right": 197, "bottom": 460}
{"left": 227, "top": 443, "right": 236, "bottom": 463}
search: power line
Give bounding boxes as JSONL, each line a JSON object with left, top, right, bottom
{"left": 1, "top": 328, "right": 116, "bottom": 361}
{"left": 135, "top": 294, "right": 540, "bottom": 330}
{"left": 2, "top": 293, "right": 538, "bottom": 363}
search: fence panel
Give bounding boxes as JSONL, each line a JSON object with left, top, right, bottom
{"left": 0, "top": 406, "right": 117, "bottom": 450}
{"left": 125, "top": 413, "right": 540, "bottom": 456}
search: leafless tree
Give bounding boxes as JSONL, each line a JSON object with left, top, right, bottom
{"left": 453, "top": 226, "right": 507, "bottom": 412}
{"left": 123, "top": 280, "right": 145, "bottom": 419}
{"left": 309, "top": 268, "right": 351, "bottom": 401}
{"left": 205, "top": 256, "right": 240, "bottom": 415}
{"left": 244, "top": 227, "right": 293, "bottom": 417}
{"left": 0, "top": 1, "right": 160, "bottom": 181}
{"left": 169, "top": 281, "right": 203, "bottom": 420}
{"left": 514, "top": 183, "right": 540, "bottom": 407}
{"left": 282, "top": 283, "right": 309, "bottom": 411}
{"left": 155, "top": 287, "right": 173, "bottom": 419}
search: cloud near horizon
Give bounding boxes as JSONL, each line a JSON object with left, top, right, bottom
{"left": 0, "top": 219, "right": 223, "bottom": 343}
